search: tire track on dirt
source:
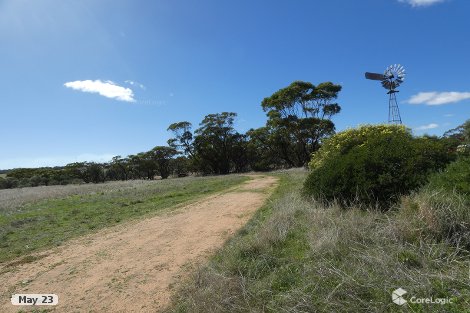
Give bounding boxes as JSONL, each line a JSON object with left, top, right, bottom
{"left": 0, "top": 175, "right": 278, "bottom": 312}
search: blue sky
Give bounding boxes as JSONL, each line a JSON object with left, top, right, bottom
{"left": 1, "top": 0, "right": 469, "bottom": 169}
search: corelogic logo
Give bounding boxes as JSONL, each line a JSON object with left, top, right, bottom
{"left": 392, "top": 288, "right": 454, "bottom": 306}
{"left": 392, "top": 288, "right": 407, "bottom": 306}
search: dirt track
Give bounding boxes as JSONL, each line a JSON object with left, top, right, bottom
{"left": 0, "top": 175, "right": 278, "bottom": 312}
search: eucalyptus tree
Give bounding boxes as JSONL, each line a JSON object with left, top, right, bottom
{"left": 261, "top": 80, "right": 342, "bottom": 166}
{"left": 150, "top": 146, "right": 179, "bottom": 179}
{"left": 194, "top": 112, "right": 241, "bottom": 174}
{"left": 167, "top": 121, "right": 195, "bottom": 158}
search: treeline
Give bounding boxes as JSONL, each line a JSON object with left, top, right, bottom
{"left": 1, "top": 80, "right": 466, "bottom": 190}
{"left": 0, "top": 80, "right": 343, "bottom": 189}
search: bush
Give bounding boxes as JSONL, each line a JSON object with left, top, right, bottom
{"left": 4, "top": 177, "right": 19, "bottom": 189}
{"left": 427, "top": 156, "right": 470, "bottom": 195}
{"left": 303, "top": 125, "right": 454, "bottom": 209}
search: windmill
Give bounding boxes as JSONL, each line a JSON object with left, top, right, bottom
{"left": 365, "top": 64, "right": 406, "bottom": 124}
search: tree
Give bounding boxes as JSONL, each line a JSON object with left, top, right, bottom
{"left": 246, "top": 126, "right": 285, "bottom": 171}
{"left": 150, "top": 146, "right": 179, "bottom": 179}
{"left": 194, "top": 112, "right": 240, "bottom": 174}
{"left": 108, "top": 156, "right": 129, "bottom": 181}
{"left": 171, "top": 156, "right": 191, "bottom": 177}
{"left": 443, "top": 119, "right": 470, "bottom": 155}
{"left": 230, "top": 133, "right": 249, "bottom": 173}
{"left": 167, "top": 121, "right": 195, "bottom": 157}
{"left": 85, "top": 162, "right": 105, "bottom": 183}
{"left": 261, "top": 81, "right": 342, "bottom": 166}
{"left": 128, "top": 153, "right": 157, "bottom": 180}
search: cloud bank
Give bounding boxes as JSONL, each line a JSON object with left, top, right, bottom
{"left": 414, "top": 123, "right": 439, "bottom": 131}
{"left": 406, "top": 91, "right": 470, "bottom": 105}
{"left": 64, "top": 80, "right": 135, "bottom": 102}
{"left": 399, "top": 0, "right": 445, "bottom": 7}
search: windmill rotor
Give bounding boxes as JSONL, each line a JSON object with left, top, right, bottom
{"left": 381, "top": 64, "right": 405, "bottom": 91}
{"left": 365, "top": 64, "right": 406, "bottom": 124}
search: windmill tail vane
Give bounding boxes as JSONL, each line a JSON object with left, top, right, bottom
{"left": 365, "top": 64, "right": 405, "bottom": 124}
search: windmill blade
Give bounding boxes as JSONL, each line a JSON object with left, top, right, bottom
{"left": 365, "top": 72, "right": 385, "bottom": 81}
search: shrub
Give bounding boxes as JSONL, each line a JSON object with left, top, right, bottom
{"left": 303, "top": 125, "right": 454, "bottom": 208}
{"left": 427, "top": 156, "right": 470, "bottom": 195}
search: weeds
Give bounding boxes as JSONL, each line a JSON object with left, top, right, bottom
{"left": 168, "top": 171, "right": 470, "bottom": 312}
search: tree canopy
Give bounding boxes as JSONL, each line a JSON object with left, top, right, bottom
{"left": 258, "top": 81, "right": 342, "bottom": 166}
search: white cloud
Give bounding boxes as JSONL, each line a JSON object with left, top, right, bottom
{"left": 406, "top": 92, "right": 470, "bottom": 105}
{"left": 399, "top": 0, "right": 446, "bottom": 7}
{"left": 64, "top": 80, "right": 135, "bottom": 102}
{"left": 444, "top": 113, "right": 454, "bottom": 117}
{"left": 414, "top": 123, "right": 439, "bottom": 131}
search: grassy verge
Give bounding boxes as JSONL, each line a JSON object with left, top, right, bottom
{"left": 0, "top": 175, "right": 248, "bottom": 264}
{"left": 168, "top": 170, "right": 470, "bottom": 312}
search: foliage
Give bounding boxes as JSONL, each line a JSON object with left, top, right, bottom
{"left": 260, "top": 81, "right": 342, "bottom": 167}
{"left": 443, "top": 118, "right": 470, "bottom": 156}
{"left": 193, "top": 112, "right": 239, "bottom": 174}
{"left": 246, "top": 126, "right": 285, "bottom": 171}
{"left": 167, "top": 121, "right": 195, "bottom": 157}
{"left": 170, "top": 156, "right": 191, "bottom": 177}
{"left": 108, "top": 156, "right": 130, "bottom": 181}
{"left": 427, "top": 156, "right": 470, "bottom": 196}
{"left": 303, "top": 124, "right": 455, "bottom": 208}
{"left": 150, "top": 146, "right": 179, "bottom": 179}
{"left": 169, "top": 170, "right": 469, "bottom": 312}
{"left": 0, "top": 177, "right": 7, "bottom": 189}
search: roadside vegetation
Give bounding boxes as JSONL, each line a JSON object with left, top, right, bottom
{"left": 0, "top": 175, "right": 248, "bottom": 264}
{"left": 303, "top": 125, "right": 456, "bottom": 208}
{"left": 168, "top": 169, "right": 470, "bottom": 312}
{"left": 168, "top": 122, "right": 470, "bottom": 312}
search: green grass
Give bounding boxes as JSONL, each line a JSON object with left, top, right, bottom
{"left": 168, "top": 169, "right": 470, "bottom": 312}
{"left": 0, "top": 175, "right": 248, "bottom": 264}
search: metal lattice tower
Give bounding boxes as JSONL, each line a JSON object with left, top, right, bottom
{"left": 387, "top": 90, "right": 402, "bottom": 124}
{"left": 365, "top": 64, "right": 406, "bottom": 124}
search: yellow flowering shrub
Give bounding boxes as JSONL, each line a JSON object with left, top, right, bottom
{"left": 303, "top": 124, "right": 454, "bottom": 209}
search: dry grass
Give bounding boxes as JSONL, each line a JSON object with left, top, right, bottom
{"left": 397, "top": 187, "right": 470, "bottom": 249}
{"left": 0, "top": 176, "right": 227, "bottom": 213}
{"left": 168, "top": 171, "right": 470, "bottom": 312}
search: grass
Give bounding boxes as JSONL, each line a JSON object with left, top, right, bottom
{"left": 0, "top": 175, "right": 248, "bottom": 264}
{"left": 0, "top": 179, "right": 190, "bottom": 212}
{"left": 167, "top": 169, "right": 470, "bottom": 312}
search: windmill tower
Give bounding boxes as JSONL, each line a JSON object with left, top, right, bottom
{"left": 365, "top": 64, "right": 406, "bottom": 124}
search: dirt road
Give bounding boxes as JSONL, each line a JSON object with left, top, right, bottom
{"left": 0, "top": 175, "right": 278, "bottom": 312}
